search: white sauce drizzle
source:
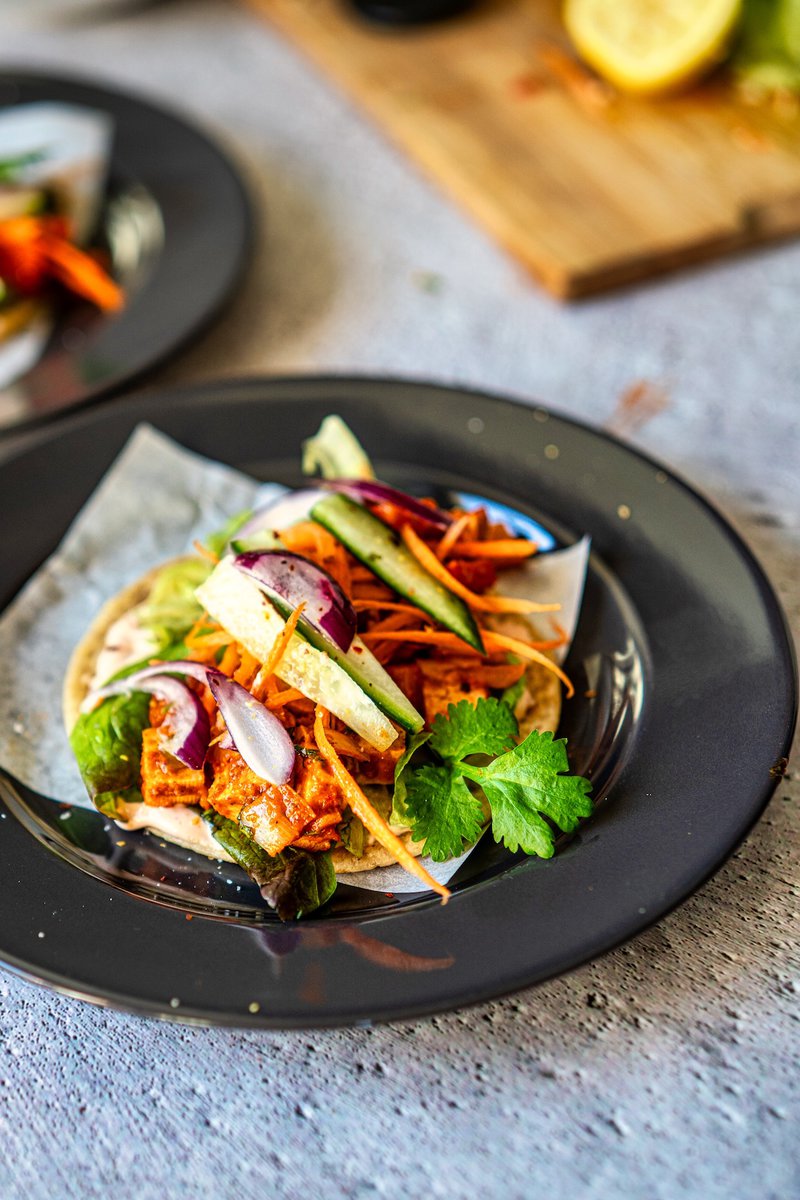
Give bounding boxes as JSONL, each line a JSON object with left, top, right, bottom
{"left": 117, "top": 802, "right": 235, "bottom": 863}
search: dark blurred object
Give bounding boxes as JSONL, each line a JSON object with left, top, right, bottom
{"left": 350, "top": 0, "right": 475, "bottom": 25}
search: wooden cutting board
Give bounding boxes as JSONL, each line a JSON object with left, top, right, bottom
{"left": 246, "top": 0, "right": 800, "bottom": 298}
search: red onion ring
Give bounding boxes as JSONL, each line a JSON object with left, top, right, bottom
{"left": 233, "top": 550, "right": 356, "bottom": 653}
{"left": 206, "top": 670, "right": 295, "bottom": 786}
{"left": 84, "top": 672, "right": 210, "bottom": 771}
{"left": 323, "top": 479, "right": 452, "bottom": 531}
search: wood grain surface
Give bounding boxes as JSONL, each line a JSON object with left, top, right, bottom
{"left": 247, "top": 0, "right": 800, "bottom": 298}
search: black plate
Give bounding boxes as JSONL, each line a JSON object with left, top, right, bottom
{"left": 0, "top": 377, "right": 795, "bottom": 1027}
{"left": 0, "top": 72, "right": 251, "bottom": 430}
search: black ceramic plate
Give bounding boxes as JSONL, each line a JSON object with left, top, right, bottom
{"left": 0, "top": 378, "right": 795, "bottom": 1027}
{"left": 0, "top": 72, "right": 251, "bottom": 430}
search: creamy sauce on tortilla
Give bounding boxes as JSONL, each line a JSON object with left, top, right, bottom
{"left": 117, "top": 801, "right": 235, "bottom": 863}
{"left": 89, "top": 608, "right": 159, "bottom": 690}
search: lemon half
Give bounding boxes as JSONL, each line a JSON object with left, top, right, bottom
{"left": 564, "top": 0, "right": 742, "bottom": 96}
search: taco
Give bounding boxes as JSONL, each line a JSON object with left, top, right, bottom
{"left": 65, "top": 418, "right": 589, "bottom": 920}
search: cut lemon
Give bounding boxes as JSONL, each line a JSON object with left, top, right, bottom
{"left": 563, "top": 0, "right": 742, "bottom": 96}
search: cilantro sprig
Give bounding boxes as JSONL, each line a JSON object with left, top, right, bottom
{"left": 399, "top": 698, "right": 592, "bottom": 862}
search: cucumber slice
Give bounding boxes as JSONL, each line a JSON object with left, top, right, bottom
{"left": 196, "top": 560, "right": 416, "bottom": 748}
{"left": 263, "top": 589, "right": 423, "bottom": 734}
{"left": 311, "top": 493, "right": 484, "bottom": 652}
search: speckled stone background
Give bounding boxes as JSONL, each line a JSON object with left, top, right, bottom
{"left": 0, "top": 3, "right": 798, "bottom": 1197}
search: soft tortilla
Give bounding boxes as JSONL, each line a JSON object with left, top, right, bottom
{"left": 63, "top": 563, "right": 563, "bottom": 873}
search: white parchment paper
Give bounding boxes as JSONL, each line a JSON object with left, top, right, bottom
{"left": 0, "top": 425, "right": 589, "bottom": 894}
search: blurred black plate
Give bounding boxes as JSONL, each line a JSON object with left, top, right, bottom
{"left": 0, "top": 72, "right": 251, "bottom": 430}
{"left": 0, "top": 377, "right": 795, "bottom": 1027}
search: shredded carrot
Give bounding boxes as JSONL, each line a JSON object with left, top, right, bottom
{"left": 185, "top": 629, "right": 233, "bottom": 667}
{"left": 262, "top": 601, "right": 306, "bottom": 679}
{"left": 41, "top": 235, "right": 124, "bottom": 311}
{"left": 360, "top": 629, "right": 483, "bottom": 655}
{"left": 483, "top": 631, "right": 574, "bottom": 696}
{"left": 402, "top": 524, "right": 560, "bottom": 614}
{"left": 192, "top": 539, "right": 219, "bottom": 565}
{"left": 350, "top": 565, "right": 381, "bottom": 582}
{"left": 351, "top": 585, "right": 396, "bottom": 603}
{"left": 368, "top": 610, "right": 429, "bottom": 635}
{"left": 419, "top": 658, "right": 526, "bottom": 688}
{"left": 187, "top": 630, "right": 230, "bottom": 648}
{"left": 233, "top": 648, "right": 260, "bottom": 688}
{"left": 266, "top": 687, "right": 306, "bottom": 709}
{"left": 359, "top": 628, "right": 573, "bottom": 695}
{"left": 435, "top": 512, "right": 472, "bottom": 560}
{"left": 353, "top": 600, "right": 436, "bottom": 619}
{"left": 217, "top": 642, "right": 239, "bottom": 677}
{"left": 184, "top": 611, "right": 213, "bottom": 642}
{"left": 314, "top": 707, "right": 450, "bottom": 901}
{"left": 0, "top": 215, "right": 124, "bottom": 311}
{"left": 449, "top": 539, "right": 539, "bottom": 560}
{"left": 325, "top": 538, "right": 352, "bottom": 594}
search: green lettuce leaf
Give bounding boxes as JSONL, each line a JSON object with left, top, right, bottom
{"left": 203, "top": 811, "right": 337, "bottom": 920}
{"left": 204, "top": 509, "right": 253, "bottom": 560}
{"left": 338, "top": 807, "right": 366, "bottom": 857}
{"left": 69, "top": 691, "right": 151, "bottom": 816}
{"left": 138, "top": 558, "right": 213, "bottom": 647}
{"left": 302, "top": 415, "right": 375, "bottom": 480}
{"left": 390, "top": 730, "right": 431, "bottom": 826}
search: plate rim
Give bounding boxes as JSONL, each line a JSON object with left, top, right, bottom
{"left": 0, "top": 373, "right": 796, "bottom": 1027}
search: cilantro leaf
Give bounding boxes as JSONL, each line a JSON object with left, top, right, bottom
{"left": 404, "top": 764, "right": 486, "bottom": 862}
{"left": 428, "top": 697, "right": 518, "bottom": 762}
{"left": 463, "top": 730, "right": 592, "bottom": 858}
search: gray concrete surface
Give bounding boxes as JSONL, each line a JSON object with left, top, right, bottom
{"left": 1, "top": 2, "right": 798, "bottom": 1197}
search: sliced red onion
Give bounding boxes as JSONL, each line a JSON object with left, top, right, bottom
{"left": 233, "top": 550, "right": 356, "bottom": 653}
{"left": 206, "top": 670, "right": 295, "bottom": 786}
{"left": 84, "top": 673, "right": 210, "bottom": 771}
{"left": 84, "top": 660, "right": 211, "bottom": 709}
{"left": 324, "top": 479, "right": 452, "bottom": 531}
{"left": 236, "top": 488, "right": 326, "bottom": 541}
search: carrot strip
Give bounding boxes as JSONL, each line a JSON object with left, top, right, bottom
{"left": 483, "top": 631, "right": 574, "bottom": 696}
{"left": 262, "top": 602, "right": 306, "bottom": 679}
{"left": 188, "top": 631, "right": 230, "bottom": 647}
{"left": 352, "top": 600, "right": 433, "bottom": 618}
{"left": 402, "top": 524, "right": 559, "bottom": 614}
{"left": 360, "top": 629, "right": 483, "bottom": 654}
{"left": 217, "top": 642, "right": 239, "bottom": 677}
{"left": 314, "top": 707, "right": 450, "bottom": 901}
{"left": 192, "top": 539, "right": 219, "bottom": 565}
{"left": 41, "top": 236, "right": 124, "bottom": 311}
{"left": 233, "top": 649, "right": 260, "bottom": 688}
{"left": 450, "top": 539, "right": 539, "bottom": 560}
{"left": 435, "top": 512, "right": 472, "bottom": 560}
{"left": 351, "top": 585, "right": 396, "bottom": 603}
{"left": 185, "top": 613, "right": 208, "bottom": 640}
{"left": 368, "top": 610, "right": 429, "bottom": 635}
{"left": 266, "top": 687, "right": 306, "bottom": 708}
{"left": 359, "top": 628, "right": 573, "bottom": 694}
